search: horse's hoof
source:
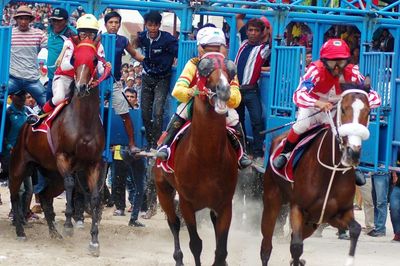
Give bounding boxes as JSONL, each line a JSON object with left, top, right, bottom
{"left": 63, "top": 227, "right": 74, "bottom": 237}
{"left": 88, "top": 242, "right": 100, "bottom": 257}
{"left": 74, "top": 220, "right": 84, "bottom": 229}
{"left": 50, "top": 230, "right": 63, "bottom": 240}
{"left": 290, "top": 259, "right": 306, "bottom": 266}
{"left": 175, "top": 262, "right": 184, "bottom": 266}
{"left": 16, "top": 236, "right": 27, "bottom": 241}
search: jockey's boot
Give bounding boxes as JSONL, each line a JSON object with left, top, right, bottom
{"left": 26, "top": 101, "right": 54, "bottom": 126}
{"left": 228, "top": 123, "right": 252, "bottom": 169}
{"left": 355, "top": 168, "right": 366, "bottom": 186}
{"left": 156, "top": 114, "right": 186, "bottom": 161}
{"left": 272, "top": 139, "right": 297, "bottom": 169}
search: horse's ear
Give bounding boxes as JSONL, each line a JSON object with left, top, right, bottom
{"left": 71, "top": 35, "right": 80, "bottom": 45}
{"left": 198, "top": 58, "right": 214, "bottom": 77}
{"left": 224, "top": 59, "right": 237, "bottom": 80}
{"left": 94, "top": 32, "right": 102, "bottom": 46}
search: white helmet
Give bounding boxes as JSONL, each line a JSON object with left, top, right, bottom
{"left": 197, "top": 27, "right": 226, "bottom": 46}
{"left": 76, "top": 14, "right": 99, "bottom": 31}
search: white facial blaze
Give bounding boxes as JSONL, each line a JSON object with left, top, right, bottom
{"left": 348, "top": 99, "right": 365, "bottom": 147}
{"left": 220, "top": 72, "right": 228, "bottom": 88}
{"left": 352, "top": 99, "right": 364, "bottom": 124}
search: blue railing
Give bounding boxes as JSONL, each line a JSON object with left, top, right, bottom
{"left": 0, "top": 26, "right": 12, "bottom": 154}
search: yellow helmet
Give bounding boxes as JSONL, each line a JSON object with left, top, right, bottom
{"left": 76, "top": 14, "right": 99, "bottom": 31}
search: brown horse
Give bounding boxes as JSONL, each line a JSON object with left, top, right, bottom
{"left": 260, "top": 83, "right": 372, "bottom": 266}
{"left": 9, "top": 38, "right": 106, "bottom": 256}
{"left": 155, "top": 53, "right": 238, "bottom": 266}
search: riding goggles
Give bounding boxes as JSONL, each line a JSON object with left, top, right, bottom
{"left": 323, "top": 59, "right": 349, "bottom": 70}
{"left": 78, "top": 31, "right": 97, "bottom": 40}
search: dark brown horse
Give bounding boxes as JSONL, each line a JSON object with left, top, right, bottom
{"left": 155, "top": 53, "right": 238, "bottom": 266}
{"left": 260, "top": 83, "right": 372, "bottom": 266}
{"left": 9, "top": 38, "right": 106, "bottom": 256}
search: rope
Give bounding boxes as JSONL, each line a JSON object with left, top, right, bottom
{"left": 316, "top": 130, "right": 352, "bottom": 225}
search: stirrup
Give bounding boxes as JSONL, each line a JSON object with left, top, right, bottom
{"left": 273, "top": 153, "right": 289, "bottom": 169}
{"left": 156, "top": 146, "right": 169, "bottom": 161}
{"left": 239, "top": 154, "right": 252, "bottom": 169}
{"left": 26, "top": 114, "right": 41, "bottom": 125}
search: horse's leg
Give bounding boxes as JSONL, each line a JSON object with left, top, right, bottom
{"left": 39, "top": 191, "right": 62, "bottom": 239}
{"left": 330, "top": 210, "right": 361, "bottom": 266}
{"left": 9, "top": 154, "right": 29, "bottom": 240}
{"left": 155, "top": 172, "right": 184, "bottom": 266}
{"left": 179, "top": 199, "right": 202, "bottom": 266}
{"left": 87, "top": 162, "right": 104, "bottom": 257}
{"left": 290, "top": 204, "right": 306, "bottom": 266}
{"left": 56, "top": 153, "right": 74, "bottom": 236}
{"left": 210, "top": 203, "right": 233, "bottom": 266}
{"left": 260, "top": 174, "right": 283, "bottom": 266}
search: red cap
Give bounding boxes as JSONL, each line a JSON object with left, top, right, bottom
{"left": 320, "top": 38, "right": 350, "bottom": 59}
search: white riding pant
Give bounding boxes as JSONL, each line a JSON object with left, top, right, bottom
{"left": 51, "top": 75, "right": 74, "bottom": 106}
{"left": 176, "top": 102, "right": 239, "bottom": 126}
{"left": 292, "top": 107, "right": 334, "bottom": 134}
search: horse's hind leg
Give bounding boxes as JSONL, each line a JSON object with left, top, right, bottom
{"left": 9, "top": 156, "right": 29, "bottom": 240}
{"left": 260, "top": 172, "right": 283, "bottom": 266}
{"left": 39, "top": 191, "right": 62, "bottom": 239}
{"left": 179, "top": 199, "right": 202, "bottom": 266}
{"left": 290, "top": 204, "right": 306, "bottom": 266}
{"left": 331, "top": 210, "right": 360, "bottom": 266}
{"left": 56, "top": 153, "right": 75, "bottom": 236}
{"left": 155, "top": 171, "right": 184, "bottom": 266}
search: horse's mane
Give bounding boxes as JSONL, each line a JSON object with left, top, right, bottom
{"left": 68, "top": 80, "right": 76, "bottom": 98}
{"left": 340, "top": 82, "right": 370, "bottom": 94}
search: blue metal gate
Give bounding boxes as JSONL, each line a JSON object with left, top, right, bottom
{"left": 263, "top": 46, "right": 305, "bottom": 159}
{"left": 361, "top": 52, "right": 395, "bottom": 171}
{"left": 0, "top": 26, "right": 12, "bottom": 154}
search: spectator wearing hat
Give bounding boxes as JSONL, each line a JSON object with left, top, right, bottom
{"left": 124, "top": 76, "right": 135, "bottom": 91}
{"left": 5, "top": 6, "right": 47, "bottom": 107}
{"left": 134, "top": 11, "right": 178, "bottom": 150}
{"left": 104, "top": 11, "right": 143, "bottom": 154}
{"left": 46, "top": 8, "right": 76, "bottom": 100}
{"left": 234, "top": 17, "right": 271, "bottom": 166}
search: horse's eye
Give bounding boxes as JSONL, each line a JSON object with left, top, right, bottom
{"left": 341, "top": 107, "right": 345, "bottom": 114}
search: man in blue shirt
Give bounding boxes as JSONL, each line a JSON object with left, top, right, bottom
{"left": 104, "top": 11, "right": 143, "bottom": 154}
{"left": 46, "top": 8, "right": 76, "bottom": 100}
{"left": 136, "top": 11, "right": 178, "bottom": 150}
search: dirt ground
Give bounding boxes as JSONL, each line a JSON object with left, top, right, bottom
{"left": 0, "top": 185, "right": 398, "bottom": 266}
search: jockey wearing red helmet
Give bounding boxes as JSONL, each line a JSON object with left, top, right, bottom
{"left": 272, "top": 38, "right": 381, "bottom": 185}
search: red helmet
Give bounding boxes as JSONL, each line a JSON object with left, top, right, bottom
{"left": 320, "top": 39, "right": 350, "bottom": 59}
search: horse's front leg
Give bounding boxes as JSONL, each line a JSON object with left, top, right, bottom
{"left": 9, "top": 176, "right": 26, "bottom": 240}
{"left": 261, "top": 171, "right": 283, "bottom": 266}
{"left": 56, "top": 153, "right": 74, "bottom": 236}
{"left": 211, "top": 203, "right": 233, "bottom": 266}
{"left": 290, "top": 204, "right": 306, "bottom": 266}
{"left": 179, "top": 199, "right": 202, "bottom": 266}
{"left": 155, "top": 170, "right": 184, "bottom": 266}
{"left": 87, "top": 162, "right": 104, "bottom": 257}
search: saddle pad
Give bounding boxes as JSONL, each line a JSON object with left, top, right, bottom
{"left": 156, "top": 123, "right": 243, "bottom": 173}
{"left": 270, "top": 125, "right": 329, "bottom": 182}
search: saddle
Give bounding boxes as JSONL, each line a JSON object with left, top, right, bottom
{"left": 270, "top": 125, "right": 329, "bottom": 182}
{"left": 156, "top": 122, "right": 243, "bottom": 173}
{"left": 31, "top": 100, "right": 69, "bottom": 155}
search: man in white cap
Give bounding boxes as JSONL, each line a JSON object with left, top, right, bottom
{"left": 5, "top": 6, "right": 47, "bottom": 107}
{"left": 156, "top": 26, "right": 252, "bottom": 168}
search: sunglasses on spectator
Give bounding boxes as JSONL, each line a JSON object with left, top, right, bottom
{"left": 324, "top": 59, "right": 348, "bottom": 69}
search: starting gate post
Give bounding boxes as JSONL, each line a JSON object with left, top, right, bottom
{"left": 0, "top": 26, "right": 12, "bottom": 154}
